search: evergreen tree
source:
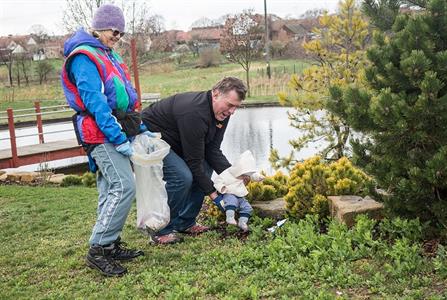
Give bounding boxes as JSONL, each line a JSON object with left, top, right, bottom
{"left": 329, "top": 0, "right": 447, "bottom": 229}
{"left": 273, "top": 0, "right": 370, "bottom": 169}
{"left": 362, "top": 0, "right": 428, "bottom": 32}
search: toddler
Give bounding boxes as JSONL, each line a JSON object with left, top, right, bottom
{"left": 213, "top": 150, "right": 264, "bottom": 231}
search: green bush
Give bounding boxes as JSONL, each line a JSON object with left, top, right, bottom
{"left": 246, "top": 171, "right": 289, "bottom": 202}
{"left": 328, "top": 0, "right": 447, "bottom": 230}
{"left": 81, "top": 172, "right": 96, "bottom": 188}
{"left": 379, "top": 217, "right": 424, "bottom": 242}
{"left": 284, "top": 156, "right": 375, "bottom": 219}
{"left": 60, "top": 175, "right": 82, "bottom": 187}
{"left": 433, "top": 245, "right": 447, "bottom": 279}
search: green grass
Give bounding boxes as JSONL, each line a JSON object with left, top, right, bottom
{"left": 1, "top": 185, "right": 446, "bottom": 299}
{"left": 1, "top": 58, "right": 304, "bottom": 125}
{"left": 0, "top": 58, "right": 307, "bottom": 111}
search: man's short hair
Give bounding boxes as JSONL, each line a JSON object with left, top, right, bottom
{"left": 212, "top": 77, "right": 247, "bottom": 101}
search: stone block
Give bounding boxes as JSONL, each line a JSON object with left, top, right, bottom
{"left": 6, "top": 172, "right": 29, "bottom": 182}
{"left": 327, "top": 195, "right": 384, "bottom": 227}
{"left": 20, "top": 172, "right": 39, "bottom": 183}
{"left": 252, "top": 198, "right": 287, "bottom": 219}
{"left": 0, "top": 173, "right": 7, "bottom": 182}
{"left": 48, "top": 174, "right": 68, "bottom": 184}
{"left": 0, "top": 170, "right": 5, "bottom": 176}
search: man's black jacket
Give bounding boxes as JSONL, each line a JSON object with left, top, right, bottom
{"left": 141, "top": 90, "right": 231, "bottom": 194}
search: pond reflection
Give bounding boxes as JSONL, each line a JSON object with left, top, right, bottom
{"left": 0, "top": 107, "right": 323, "bottom": 173}
{"left": 221, "top": 106, "right": 322, "bottom": 174}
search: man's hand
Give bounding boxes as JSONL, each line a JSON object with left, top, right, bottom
{"left": 238, "top": 174, "right": 251, "bottom": 186}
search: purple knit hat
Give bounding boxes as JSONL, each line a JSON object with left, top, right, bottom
{"left": 91, "top": 4, "right": 125, "bottom": 32}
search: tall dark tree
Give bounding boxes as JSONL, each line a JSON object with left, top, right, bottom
{"left": 329, "top": 0, "right": 447, "bottom": 228}
{"left": 362, "top": 0, "right": 427, "bottom": 31}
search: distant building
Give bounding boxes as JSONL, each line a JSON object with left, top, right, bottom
{"left": 0, "top": 34, "right": 64, "bottom": 61}
{"left": 189, "top": 25, "right": 224, "bottom": 52}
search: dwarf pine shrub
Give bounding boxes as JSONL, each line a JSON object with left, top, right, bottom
{"left": 246, "top": 171, "right": 289, "bottom": 202}
{"left": 60, "top": 175, "right": 82, "bottom": 187}
{"left": 81, "top": 172, "right": 96, "bottom": 188}
{"left": 284, "top": 156, "right": 375, "bottom": 218}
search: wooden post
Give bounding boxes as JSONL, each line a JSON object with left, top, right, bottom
{"left": 7, "top": 108, "right": 18, "bottom": 168}
{"left": 34, "top": 101, "right": 44, "bottom": 144}
{"left": 130, "top": 39, "right": 142, "bottom": 112}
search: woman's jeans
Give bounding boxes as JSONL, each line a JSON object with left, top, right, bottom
{"left": 89, "top": 143, "right": 136, "bottom": 246}
{"left": 158, "top": 150, "right": 212, "bottom": 235}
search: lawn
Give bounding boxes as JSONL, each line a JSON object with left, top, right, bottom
{"left": 0, "top": 185, "right": 446, "bottom": 299}
{"left": 0, "top": 58, "right": 306, "bottom": 113}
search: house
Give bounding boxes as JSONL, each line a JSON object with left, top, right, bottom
{"left": 0, "top": 34, "right": 65, "bottom": 61}
{"left": 271, "top": 18, "right": 319, "bottom": 43}
{"left": 189, "top": 25, "right": 224, "bottom": 52}
{"left": 42, "top": 39, "right": 64, "bottom": 59}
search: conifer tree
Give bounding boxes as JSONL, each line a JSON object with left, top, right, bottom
{"left": 273, "top": 0, "right": 370, "bottom": 169}
{"left": 329, "top": 0, "right": 447, "bottom": 228}
{"left": 361, "top": 0, "right": 428, "bottom": 32}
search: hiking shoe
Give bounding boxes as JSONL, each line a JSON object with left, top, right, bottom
{"left": 149, "top": 233, "right": 184, "bottom": 245}
{"left": 181, "top": 223, "right": 210, "bottom": 235}
{"left": 110, "top": 237, "right": 144, "bottom": 261}
{"left": 86, "top": 245, "right": 127, "bottom": 277}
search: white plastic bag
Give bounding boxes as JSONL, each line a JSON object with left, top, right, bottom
{"left": 130, "top": 134, "right": 170, "bottom": 232}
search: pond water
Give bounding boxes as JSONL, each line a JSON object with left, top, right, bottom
{"left": 222, "top": 106, "right": 321, "bottom": 174}
{"left": 0, "top": 107, "right": 323, "bottom": 173}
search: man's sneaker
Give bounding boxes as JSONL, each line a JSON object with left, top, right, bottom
{"left": 181, "top": 223, "right": 210, "bottom": 235}
{"left": 86, "top": 245, "right": 127, "bottom": 277}
{"left": 110, "top": 237, "right": 144, "bottom": 261}
{"left": 149, "top": 233, "right": 184, "bottom": 245}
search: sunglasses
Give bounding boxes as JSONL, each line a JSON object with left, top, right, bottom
{"left": 111, "top": 29, "right": 125, "bottom": 38}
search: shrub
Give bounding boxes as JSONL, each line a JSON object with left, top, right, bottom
{"left": 328, "top": 0, "right": 447, "bottom": 229}
{"left": 379, "top": 217, "right": 424, "bottom": 242}
{"left": 81, "top": 172, "right": 96, "bottom": 188}
{"left": 433, "top": 245, "right": 447, "bottom": 278}
{"left": 197, "top": 49, "right": 220, "bottom": 68}
{"left": 284, "top": 156, "right": 375, "bottom": 218}
{"left": 60, "top": 175, "right": 82, "bottom": 187}
{"left": 246, "top": 171, "right": 289, "bottom": 202}
{"left": 204, "top": 196, "right": 224, "bottom": 220}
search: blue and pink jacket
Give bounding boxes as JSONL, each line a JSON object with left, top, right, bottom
{"left": 61, "top": 29, "right": 139, "bottom": 146}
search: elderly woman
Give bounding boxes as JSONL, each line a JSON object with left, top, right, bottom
{"left": 61, "top": 4, "right": 151, "bottom": 277}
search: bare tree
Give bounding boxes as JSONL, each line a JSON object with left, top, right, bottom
{"left": 35, "top": 60, "right": 54, "bottom": 85}
{"left": 146, "top": 14, "right": 165, "bottom": 37}
{"left": 0, "top": 49, "right": 14, "bottom": 86}
{"left": 62, "top": 0, "right": 106, "bottom": 32}
{"left": 63, "top": 0, "right": 163, "bottom": 36}
{"left": 29, "top": 24, "right": 50, "bottom": 43}
{"left": 13, "top": 53, "right": 32, "bottom": 86}
{"left": 220, "top": 10, "right": 264, "bottom": 97}
{"left": 300, "top": 8, "right": 326, "bottom": 19}
{"left": 190, "top": 17, "right": 218, "bottom": 29}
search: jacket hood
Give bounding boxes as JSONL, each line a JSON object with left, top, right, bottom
{"left": 229, "top": 150, "right": 257, "bottom": 177}
{"left": 63, "top": 28, "right": 107, "bottom": 57}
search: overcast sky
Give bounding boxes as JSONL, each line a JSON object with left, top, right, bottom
{"left": 0, "top": 0, "right": 340, "bottom": 36}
